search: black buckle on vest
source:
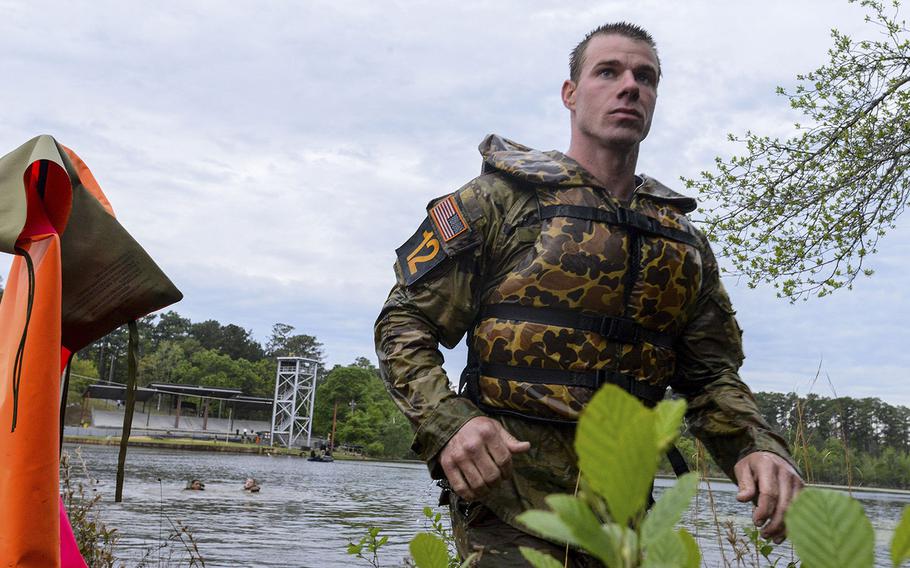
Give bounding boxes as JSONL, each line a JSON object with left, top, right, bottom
{"left": 615, "top": 207, "right": 631, "bottom": 226}
{"left": 600, "top": 317, "right": 642, "bottom": 344}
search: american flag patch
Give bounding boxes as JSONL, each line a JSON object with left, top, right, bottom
{"left": 429, "top": 195, "right": 467, "bottom": 242}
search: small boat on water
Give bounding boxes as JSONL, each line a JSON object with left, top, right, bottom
{"left": 307, "top": 455, "right": 334, "bottom": 463}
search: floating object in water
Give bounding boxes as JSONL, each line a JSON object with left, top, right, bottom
{"left": 307, "top": 455, "right": 335, "bottom": 463}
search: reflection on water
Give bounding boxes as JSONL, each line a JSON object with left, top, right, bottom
{"left": 68, "top": 444, "right": 908, "bottom": 567}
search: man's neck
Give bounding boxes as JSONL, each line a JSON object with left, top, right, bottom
{"left": 566, "top": 142, "right": 640, "bottom": 202}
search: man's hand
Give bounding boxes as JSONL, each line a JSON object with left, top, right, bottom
{"left": 734, "top": 451, "right": 804, "bottom": 544}
{"left": 439, "top": 416, "right": 531, "bottom": 501}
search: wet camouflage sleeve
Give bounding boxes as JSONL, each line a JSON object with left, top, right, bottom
{"left": 672, "top": 233, "right": 797, "bottom": 480}
{"left": 375, "top": 268, "right": 486, "bottom": 471}
{"left": 375, "top": 176, "right": 521, "bottom": 474}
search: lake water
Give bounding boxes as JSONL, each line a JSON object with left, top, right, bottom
{"left": 66, "top": 444, "right": 908, "bottom": 567}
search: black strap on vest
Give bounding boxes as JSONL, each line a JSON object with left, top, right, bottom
{"left": 479, "top": 363, "right": 668, "bottom": 404}
{"left": 666, "top": 446, "right": 690, "bottom": 476}
{"left": 472, "top": 363, "right": 691, "bottom": 478}
{"left": 538, "top": 205, "right": 700, "bottom": 248}
{"left": 481, "top": 304, "right": 675, "bottom": 349}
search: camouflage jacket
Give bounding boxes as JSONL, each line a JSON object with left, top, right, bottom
{"left": 375, "top": 134, "right": 794, "bottom": 530}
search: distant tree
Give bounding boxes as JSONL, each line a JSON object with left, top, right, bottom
{"left": 353, "top": 356, "right": 378, "bottom": 372}
{"left": 312, "top": 364, "right": 411, "bottom": 458}
{"left": 170, "top": 348, "right": 271, "bottom": 395}
{"left": 65, "top": 355, "right": 100, "bottom": 405}
{"left": 82, "top": 325, "right": 130, "bottom": 383}
{"left": 187, "top": 319, "right": 262, "bottom": 361}
{"left": 139, "top": 340, "right": 195, "bottom": 386}
{"left": 686, "top": 0, "right": 910, "bottom": 300}
{"left": 265, "top": 322, "right": 324, "bottom": 362}
{"left": 152, "top": 310, "right": 191, "bottom": 346}
{"left": 189, "top": 320, "right": 222, "bottom": 351}
{"left": 265, "top": 323, "right": 295, "bottom": 356}
{"left": 217, "top": 324, "right": 264, "bottom": 361}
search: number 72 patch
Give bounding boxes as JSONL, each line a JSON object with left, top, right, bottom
{"left": 395, "top": 217, "right": 446, "bottom": 286}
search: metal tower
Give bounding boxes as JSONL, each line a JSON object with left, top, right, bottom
{"left": 270, "top": 357, "right": 319, "bottom": 448}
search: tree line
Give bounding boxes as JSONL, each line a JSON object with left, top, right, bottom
{"left": 66, "top": 310, "right": 417, "bottom": 460}
{"left": 71, "top": 311, "right": 324, "bottom": 399}
{"left": 754, "top": 391, "right": 910, "bottom": 489}
{"left": 48, "top": 307, "right": 910, "bottom": 485}
{"left": 668, "top": 391, "right": 910, "bottom": 489}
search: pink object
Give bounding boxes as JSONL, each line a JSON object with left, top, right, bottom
{"left": 59, "top": 497, "right": 88, "bottom": 568}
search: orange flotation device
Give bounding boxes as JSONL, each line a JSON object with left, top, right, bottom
{"left": 0, "top": 136, "right": 182, "bottom": 567}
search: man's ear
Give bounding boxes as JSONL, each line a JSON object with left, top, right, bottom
{"left": 561, "top": 79, "right": 576, "bottom": 111}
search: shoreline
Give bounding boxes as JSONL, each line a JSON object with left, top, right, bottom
{"left": 63, "top": 435, "right": 421, "bottom": 464}
{"left": 652, "top": 473, "right": 910, "bottom": 497}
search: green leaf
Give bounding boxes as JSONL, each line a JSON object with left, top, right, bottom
{"left": 409, "top": 533, "right": 449, "bottom": 568}
{"left": 545, "top": 494, "right": 621, "bottom": 566}
{"left": 641, "top": 473, "right": 699, "bottom": 546}
{"left": 641, "top": 528, "right": 699, "bottom": 568}
{"left": 653, "top": 399, "right": 687, "bottom": 452}
{"left": 576, "top": 384, "right": 657, "bottom": 525}
{"left": 893, "top": 506, "right": 910, "bottom": 567}
{"left": 517, "top": 510, "right": 580, "bottom": 548}
{"left": 786, "top": 488, "right": 874, "bottom": 568}
{"left": 642, "top": 529, "right": 684, "bottom": 567}
{"left": 678, "top": 528, "right": 701, "bottom": 568}
{"left": 519, "top": 547, "right": 565, "bottom": 568}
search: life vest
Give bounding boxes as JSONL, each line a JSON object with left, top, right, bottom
{"left": 463, "top": 181, "right": 704, "bottom": 422}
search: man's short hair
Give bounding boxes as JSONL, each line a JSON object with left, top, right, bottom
{"left": 569, "top": 22, "right": 661, "bottom": 83}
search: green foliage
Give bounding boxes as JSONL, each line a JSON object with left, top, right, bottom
{"left": 640, "top": 473, "right": 699, "bottom": 548}
{"left": 347, "top": 527, "right": 389, "bottom": 568}
{"left": 520, "top": 546, "right": 566, "bottom": 568}
{"left": 753, "top": 391, "right": 910, "bottom": 488}
{"left": 575, "top": 384, "right": 658, "bottom": 525}
{"left": 641, "top": 526, "right": 699, "bottom": 568}
{"left": 515, "top": 385, "right": 907, "bottom": 568}
{"left": 66, "top": 355, "right": 99, "bottom": 405}
{"left": 348, "top": 509, "right": 474, "bottom": 568}
{"left": 61, "top": 451, "right": 118, "bottom": 567}
{"left": 893, "top": 506, "right": 910, "bottom": 567}
{"left": 190, "top": 320, "right": 263, "bottom": 361}
{"left": 313, "top": 364, "right": 413, "bottom": 458}
{"left": 519, "top": 385, "right": 692, "bottom": 567}
{"left": 653, "top": 399, "right": 687, "bottom": 453}
{"left": 786, "top": 487, "right": 875, "bottom": 568}
{"left": 409, "top": 533, "right": 449, "bottom": 568}
{"left": 265, "top": 322, "right": 324, "bottom": 362}
{"left": 684, "top": 0, "right": 910, "bottom": 301}
{"left": 421, "top": 506, "right": 462, "bottom": 568}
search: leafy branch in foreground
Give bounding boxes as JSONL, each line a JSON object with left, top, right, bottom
{"left": 685, "top": 0, "right": 910, "bottom": 301}
{"left": 517, "top": 385, "right": 700, "bottom": 568}
{"left": 513, "top": 384, "right": 910, "bottom": 568}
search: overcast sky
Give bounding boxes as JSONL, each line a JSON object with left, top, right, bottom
{"left": 1, "top": 0, "right": 907, "bottom": 406}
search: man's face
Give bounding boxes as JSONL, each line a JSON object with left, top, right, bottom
{"left": 562, "top": 34, "right": 659, "bottom": 150}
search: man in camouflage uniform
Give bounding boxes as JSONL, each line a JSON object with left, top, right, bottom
{"left": 375, "top": 23, "right": 803, "bottom": 566}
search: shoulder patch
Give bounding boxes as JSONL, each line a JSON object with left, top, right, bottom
{"left": 429, "top": 195, "right": 467, "bottom": 242}
{"left": 395, "top": 217, "right": 447, "bottom": 286}
{"left": 426, "top": 192, "right": 482, "bottom": 256}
